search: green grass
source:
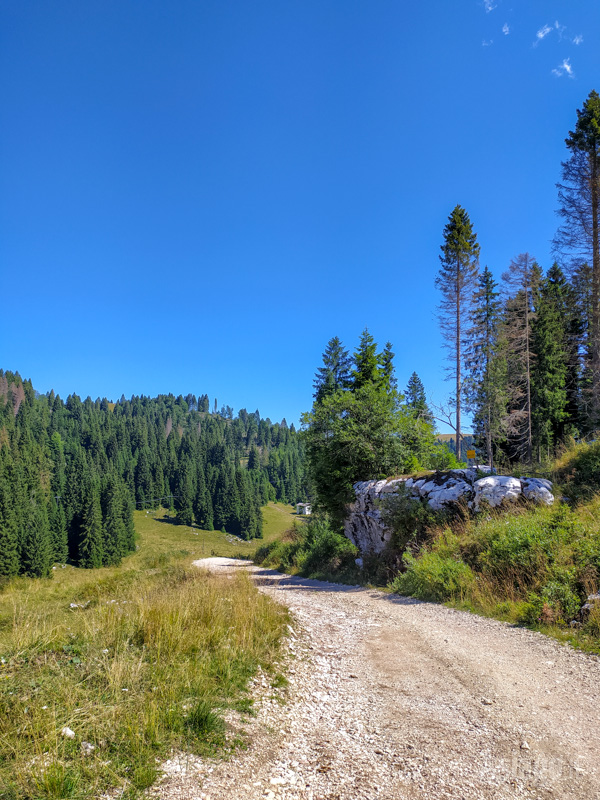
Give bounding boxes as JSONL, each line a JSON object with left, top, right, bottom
{"left": 0, "top": 503, "right": 295, "bottom": 799}
{"left": 385, "top": 495, "right": 600, "bottom": 655}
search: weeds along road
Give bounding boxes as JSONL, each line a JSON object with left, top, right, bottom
{"left": 152, "top": 558, "right": 600, "bottom": 800}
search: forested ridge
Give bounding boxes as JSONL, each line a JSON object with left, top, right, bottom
{"left": 0, "top": 371, "right": 306, "bottom": 578}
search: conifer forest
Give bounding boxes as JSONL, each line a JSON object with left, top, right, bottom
{"left": 0, "top": 375, "right": 306, "bottom": 578}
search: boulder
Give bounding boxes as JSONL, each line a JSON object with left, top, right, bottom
{"left": 472, "top": 476, "right": 522, "bottom": 511}
{"left": 520, "top": 477, "right": 554, "bottom": 505}
{"left": 344, "top": 470, "right": 555, "bottom": 554}
{"left": 580, "top": 593, "right": 600, "bottom": 623}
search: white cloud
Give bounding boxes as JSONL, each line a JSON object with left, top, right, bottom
{"left": 482, "top": 38, "right": 494, "bottom": 47}
{"left": 552, "top": 58, "right": 574, "bottom": 78}
{"left": 536, "top": 23, "right": 552, "bottom": 41}
{"left": 573, "top": 34, "right": 583, "bottom": 45}
{"left": 502, "top": 23, "right": 510, "bottom": 35}
{"left": 484, "top": 0, "right": 496, "bottom": 12}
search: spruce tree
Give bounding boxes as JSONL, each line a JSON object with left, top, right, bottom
{"left": 501, "top": 254, "right": 541, "bottom": 463}
{"left": 436, "top": 205, "right": 480, "bottom": 461}
{"left": 313, "top": 336, "right": 352, "bottom": 401}
{"left": 352, "top": 329, "right": 380, "bottom": 390}
{"left": 0, "top": 468, "right": 20, "bottom": 576}
{"left": 79, "top": 487, "right": 104, "bottom": 568}
{"left": 465, "top": 266, "right": 506, "bottom": 467}
{"left": 554, "top": 91, "right": 600, "bottom": 425}
{"left": 531, "top": 266, "right": 569, "bottom": 458}
{"left": 20, "top": 494, "right": 52, "bottom": 578}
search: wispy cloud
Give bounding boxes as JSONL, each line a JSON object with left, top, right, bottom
{"left": 573, "top": 34, "right": 583, "bottom": 45}
{"left": 502, "top": 23, "right": 510, "bottom": 35}
{"left": 482, "top": 38, "right": 494, "bottom": 47}
{"left": 552, "top": 58, "right": 574, "bottom": 79}
{"left": 484, "top": 0, "right": 496, "bottom": 12}
{"left": 536, "top": 23, "right": 552, "bottom": 42}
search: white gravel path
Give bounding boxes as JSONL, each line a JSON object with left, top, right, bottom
{"left": 149, "top": 558, "right": 600, "bottom": 800}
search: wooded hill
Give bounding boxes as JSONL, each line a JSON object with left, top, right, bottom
{"left": 0, "top": 371, "right": 306, "bottom": 578}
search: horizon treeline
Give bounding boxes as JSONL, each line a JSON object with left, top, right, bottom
{"left": 438, "top": 91, "right": 600, "bottom": 466}
{"left": 0, "top": 371, "right": 307, "bottom": 578}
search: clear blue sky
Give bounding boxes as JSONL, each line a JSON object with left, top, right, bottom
{"left": 1, "top": 1, "right": 599, "bottom": 428}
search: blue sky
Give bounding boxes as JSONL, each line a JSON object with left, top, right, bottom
{"left": 1, "top": 1, "right": 599, "bottom": 428}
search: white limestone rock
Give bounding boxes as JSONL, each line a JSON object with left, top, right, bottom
{"left": 472, "top": 476, "right": 522, "bottom": 511}
{"left": 520, "top": 477, "right": 554, "bottom": 505}
{"left": 344, "top": 471, "right": 555, "bottom": 554}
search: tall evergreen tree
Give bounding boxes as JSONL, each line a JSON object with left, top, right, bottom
{"left": 436, "top": 205, "right": 480, "bottom": 461}
{"left": 21, "top": 493, "right": 52, "bottom": 578}
{"left": 554, "top": 90, "right": 600, "bottom": 426}
{"left": 465, "top": 267, "right": 506, "bottom": 467}
{"left": 352, "top": 329, "right": 380, "bottom": 390}
{"left": 531, "top": 266, "right": 570, "bottom": 457}
{"left": 313, "top": 336, "right": 352, "bottom": 402}
{"left": 79, "top": 487, "right": 104, "bottom": 569}
{"left": 501, "top": 254, "right": 541, "bottom": 463}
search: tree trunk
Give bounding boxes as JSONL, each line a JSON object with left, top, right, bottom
{"left": 525, "top": 282, "right": 532, "bottom": 464}
{"left": 591, "top": 151, "right": 600, "bottom": 425}
{"left": 456, "top": 262, "right": 462, "bottom": 462}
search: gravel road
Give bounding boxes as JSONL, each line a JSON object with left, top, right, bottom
{"left": 150, "top": 558, "right": 600, "bottom": 800}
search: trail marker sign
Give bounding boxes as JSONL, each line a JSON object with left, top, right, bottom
{"left": 466, "top": 449, "right": 476, "bottom": 459}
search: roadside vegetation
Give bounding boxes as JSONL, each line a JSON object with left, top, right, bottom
{"left": 384, "top": 443, "right": 600, "bottom": 654}
{"left": 0, "top": 504, "right": 294, "bottom": 800}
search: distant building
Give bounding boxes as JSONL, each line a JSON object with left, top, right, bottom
{"left": 296, "top": 502, "right": 312, "bottom": 515}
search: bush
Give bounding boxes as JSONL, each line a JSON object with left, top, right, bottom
{"left": 556, "top": 440, "right": 600, "bottom": 499}
{"left": 389, "top": 551, "right": 475, "bottom": 602}
{"left": 381, "top": 485, "right": 450, "bottom": 553}
{"left": 253, "top": 517, "right": 359, "bottom": 580}
{"left": 540, "top": 579, "right": 580, "bottom": 623}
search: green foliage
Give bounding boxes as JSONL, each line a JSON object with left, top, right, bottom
{"left": 303, "top": 332, "right": 440, "bottom": 528}
{"left": 185, "top": 700, "right": 226, "bottom": 739}
{"left": 557, "top": 440, "right": 600, "bottom": 498}
{"left": 254, "top": 517, "right": 359, "bottom": 581}
{"left": 389, "top": 550, "right": 475, "bottom": 602}
{"left": 381, "top": 484, "right": 449, "bottom": 553}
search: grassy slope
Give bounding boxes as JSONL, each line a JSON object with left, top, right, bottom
{"left": 0, "top": 503, "right": 296, "bottom": 800}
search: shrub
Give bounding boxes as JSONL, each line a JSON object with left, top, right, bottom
{"left": 556, "top": 440, "right": 600, "bottom": 499}
{"left": 381, "top": 485, "right": 450, "bottom": 553}
{"left": 253, "top": 517, "right": 359, "bottom": 580}
{"left": 389, "top": 551, "right": 475, "bottom": 602}
{"left": 540, "top": 579, "right": 581, "bottom": 622}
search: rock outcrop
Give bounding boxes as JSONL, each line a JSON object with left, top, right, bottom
{"left": 344, "top": 470, "right": 555, "bottom": 555}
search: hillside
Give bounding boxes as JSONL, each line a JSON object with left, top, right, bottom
{"left": 0, "top": 370, "right": 307, "bottom": 578}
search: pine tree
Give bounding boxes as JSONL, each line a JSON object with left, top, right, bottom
{"left": 102, "top": 475, "right": 127, "bottom": 565}
{"left": 48, "top": 494, "right": 68, "bottom": 563}
{"left": 352, "top": 329, "right": 380, "bottom": 390}
{"left": 313, "top": 336, "right": 352, "bottom": 401}
{"left": 501, "top": 254, "right": 541, "bottom": 463}
{"left": 378, "top": 342, "right": 398, "bottom": 392}
{"left": 20, "top": 494, "right": 52, "bottom": 578}
{"left": 554, "top": 91, "right": 600, "bottom": 426}
{"left": 405, "top": 373, "right": 433, "bottom": 423}
{"left": 436, "top": 205, "right": 480, "bottom": 461}
{"left": 531, "top": 266, "right": 570, "bottom": 457}
{"left": 465, "top": 267, "right": 506, "bottom": 467}
{"left": 79, "top": 487, "right": 104, "bottom": 568}
{"left": 0, "top": 467, "right": 20, "bottom": 576}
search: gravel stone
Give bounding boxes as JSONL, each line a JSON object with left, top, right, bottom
{"left": 147, "top": 558, "right": 600, "bottom": 800}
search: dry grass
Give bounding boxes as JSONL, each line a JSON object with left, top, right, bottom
{"left": 0, "top": 504, "right": 295, "bottom": 799}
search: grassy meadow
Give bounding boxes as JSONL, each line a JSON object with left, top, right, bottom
{"left": 0, "top": 503, "right": 296, "bottom": 800}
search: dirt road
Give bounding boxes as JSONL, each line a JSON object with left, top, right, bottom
{"left": 152, "top": 559, "right": 600, "bottom": 800}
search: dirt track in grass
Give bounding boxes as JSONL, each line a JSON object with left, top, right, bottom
{"left": 151, "top": 558, "right": 600, "bottom": 800}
